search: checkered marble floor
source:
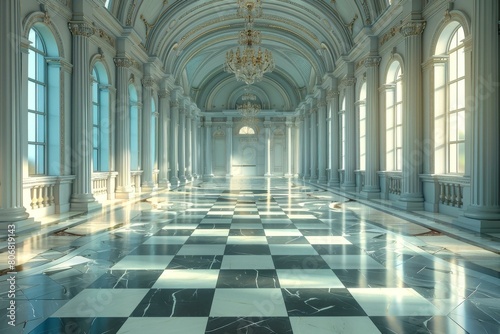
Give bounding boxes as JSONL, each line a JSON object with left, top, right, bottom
{"left": 2, "top": 178, "right": 500, "bottom": 333}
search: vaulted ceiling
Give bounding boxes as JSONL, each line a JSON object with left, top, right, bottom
{"left": 108, "top": 0, "right": 391, "bottom": 112}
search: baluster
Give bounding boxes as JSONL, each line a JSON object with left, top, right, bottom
{"left": 49, "top": 184, "right": 55, "bottom": 206}
{"left": 30, "top": 186, "right": 37, "bottom": 209}
{"left": 457, "top": 185, "right": 463, "bottom": 208}
{"left": 37, "top": 186, "right": 44, "bottom": 208}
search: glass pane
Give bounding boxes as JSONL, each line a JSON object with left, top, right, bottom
{"left": 449, "top": 143, "right": 457, "bottom": 173}
{"left": 396, "top": 82, "right": 402, "bottom": 102}
{"left": 457, "top": 48, "right": 465, "bottom": 78}
{"left": 93, "top": 149, "right": 99, "bottom": 172}
{"left": 28, "top": 144, "right": 36, "bottom": 175}
{"left": 93, "top": 82, "right": 99, "bottom": 103}
{"left": 449, "top": 82, "right": 457, "bottom": 111}
{"left": 37, "top": 114, "right": 45, "bottom": 142}
{"left": 449, "top": 52, "right": 457, "bottom": 80}
{"left": 93, "top": 127, "right": 99, "bottom": 148}
{"left": 37, "top": 84, "right": 45, "bottom": 113}
{"left": 396, "top": 104, "right": 403, "bottom": 125}
{"left": 93, "top": 105, "right": 99, "bottom": 125}
{"left": 28, "top": 51, "right": 36, "bottom": 79}
{"left": 396, "top": 126, "right": 403, "bottom": 148}
{"left": 28, "top": 81, "right": 36, "bottom": 110}
{"left": 457, "top": 79, "right": 465, "bottom": 109}
{"left": 29, "top": 29, "right": 36, "bottom": 44}
{"left": 458, "top": 110, "right": 465, "bottom": 140}
{"left": 37, "top": 145, "right": 45, "bottom": 174}
{"left": 458, "top": 142, "right": 465, "bottom": 173}
{"left": 37, "top": 53, "right": 45, "bottom": 81}
{"left": 396, "top": 148, "right": 402, "bottom": 171}
{"left": 457, "top": 27, "right": 465, "bottom": 44}
{"left": 449, "top": 113, "right": 457, "bottom": 141}
{"left": 28, "top": 112, "right": 36, "bottom": 142}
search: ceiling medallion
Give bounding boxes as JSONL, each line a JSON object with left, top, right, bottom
{"left": 224, "top": 0, "right": 274, "bottom": 85}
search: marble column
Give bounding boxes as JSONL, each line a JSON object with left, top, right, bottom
{"left": 141, "top": 77, "right": 155, "bottom": 190}
{"left": 204, "top": 120, "right": 214, "bottom": 179}
{"left": 191, "top": 116, "right": 198, "bottom": 178}
{"left": 317, "top": 99, "right": 328, "bottom": 183}
{"left": 302, "top": 111, "right": 311, "bottom": 180}
{"left": 226, "top": 119, "right": 233, "bottom": 177}
{"left": 158, "top": 89, "right": 171, "bottom": 188}
{"left": 264, "top": 120, "right": 272, "bottom": 177}
{"left": 0, "top": 0, "right": 36, "bottom": 231}
{"left": 362, "top": 55, "right": 382, "bottom": 197}
{"left": 185, "top": 110, "right": 193, "bottom": 181}
{"left": 309, "top": 106, "right": 318, "bottom": 182}
{"left": 397, "top": 20, "right": 426, "bottom": 210}
{"left": 68, "top": 21, "right": 99, "bottom": 211}
{"left": 178, "top": 106, "right": 187, "bottom": 184}
{"left": 327, "top": 87, "right": 341, "bottom": 187}
{"left": 342, "top": 64, "right": 357, "bottom": 190}
{"left": 169, "top": 99, "right": 179, "bottom": 186}
{"left": 285, "top": 121, "right": 293, "bottom": 177}
{"left": 298, "top": 114, "right": 305, "bottom": 178}
{"left": 457, "top": 0, "right": 500, "bottom": 232}
{"left": 114, "top": 58, "right": 134, "bottom": 198}
{"left": 294, "top": 119, "right": 301, "bottom": 177}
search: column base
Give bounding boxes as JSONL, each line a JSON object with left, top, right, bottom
{"left": 185, "top": 173, "right": 193, "bottom": 182}
{"left": 192, "top": 173, "right": 198, "bottom": 179}
{"left": 285, "top": 173, "right": 294, "bottom": 178}
{"left": 265, "top": 173, "right": 273, "bottom": 177}
{"left": 170, "top": 176, "right": 180, "bottom": 187}
{"left": 70, "top": 200, "right": 102, "bottom": 213}
{"left": 159, "top": 180, "right": 171, "bottom": 189}
{"left": 302, "top": 175, "right": 310, "bottom": 181}
{"left": 454, "top": 215, "right": 500, "bottom": 233}
{"left": 203, "top": 174, "right": 214, "bottom": 180}
{"left": 341, "top": 183, "right": 356, "bottom": 191}
{"left": 317, "top": 176, "right": 328, "bottom": 184}
{"left": 179, "top": 176, "right": 187, "bottom": 185}
{"left": 115, "top": 189, "right": 136, "bottom": 199}
{"left": 328, "top": 180, "right": 340, "bottom": 187}
{"left": 360, "top": 189, "right": 381, "bottom": 199}
{"left": 395, "top": 195, "right": 424, "bottom": 211}
{"left": 225, "top": 174, "right": 232, "bottom": 178}
{"left": 0, "top": 218, "right": 39, "bottom": 235}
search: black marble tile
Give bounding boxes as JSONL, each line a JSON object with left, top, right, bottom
{"left": 449, "top": 299, "right": 500, "bottom": 334}
{"left": 166, "top": 255, "right": 223, "bottom": 269}
{"left": 298, "top": 229, "right": 342, "bottom": 236}
{"left": 224, "top": 244, "right": 271, "bottom": 255}
{"left": 30, "top": 317, "right": 127, "bottom": 334}
{"left": 370, "top": 316, "right": 469, "bottom": 334}
{"left": 333, "top": 269, "right": 407, "bottom": 288}
{"left": 229, "top": 229, "right": 266, "bottom": 236}
{"left": 281, "top": 288, "right": 366, "bottom": 316}
{"left": 170, "top": 217, "right": 203, "bottom": 224}
{"left": 234, "top": 211, "right": 258, "bottom": 215}
{"left": 272, "top": 255, "right": 330, "bottom": 270}
{"left": 129, "top": 244, "right": 183, "bottom": 255}
{"left": 231, "top": 218, "right": 263, "bottom": 225}
{"left": 312, "top": 244, "right": 365, "bottom": 255}
{"left": 206, "top": 317, "right": 293, "bottom": 334}
{"left": 131, "top": 288, "right": 215, "bottom": 317}
{"left": 88, "top": 270, "right": 163, "bottom": 288}
{"left": 266, "top": 236, "right": 309, "bottom": 244}
{"left": 153, "top": 229, "right": 194, "bottom": 236}
{"left": 185, "top": 236, "right": 228, "bottom": 244}
{"left": 262, "top": 223, "right": 297, "bottom": 229}
{"left": 217, "top": 270, "right": 280, "bottom": 288}
{"left": 198, "top": 224, "right": 232, "bottom": 229}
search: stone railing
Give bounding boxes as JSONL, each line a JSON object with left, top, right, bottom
{"left": 25, "top": 177, "right": 56, "bottom": 209}
{"left": 130, "top": 170, "right": 143, "bottom": 193}
{"left": 91, "top": 171, "right": 118, "bottom": 200}
{"left": 387, "top": 173, "right": 402, "bottom": 195}
{"left": 23, "top": 175, "right": 75, "bottom": 218}
{"left": 420, "top": 174, "right": 470, "bottom": 213}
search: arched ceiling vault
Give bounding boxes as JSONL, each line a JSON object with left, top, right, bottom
{"left": 109, "top": 0, "right": 391, "bottom": 112}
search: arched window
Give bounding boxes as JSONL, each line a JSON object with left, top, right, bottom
{"left": 340, "top": 97, "right": 346, "bottom": 169}
{"left": 27, "top": 28, "right": 48, "bottom": 175}
{"left": 129, "top": 84, "right": 140, "bottom": 170}
{"left": 434, "top": 24, "right": 466, "bottom": 174}
{"left": 239, "top": 126, "right": 255, "bottom": 135}
{"left": 105, "top": 0, "right": 112, "bottom": 8}
{"left": 92, "top": 63, "right": 110, "bottom": 172}
{"left": 385, "top": 61, "right": 403, "bottom": 171}
{"left": 358, "top": 83, "right": 366, "bottom": 170}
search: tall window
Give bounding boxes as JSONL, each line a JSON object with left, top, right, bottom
{"left": 340, "top": 97, "right": 346, "bottom": 169}
{"left": 385, "top": 62, "right": 403, "bottom": 171}
{"left": 129, "top": 84, "right": 140, "bottom": 170}
{"left": 447, "top": 26, "right": 465, "bottom": 173}
{"left": 358, "top": 83, "right": 366, "bottom": 170}
{"left": 28, "top": 28, "right": 47, "bottom": 175}
{"left": 92, "top": 68, "right": 101, "bottom": 172}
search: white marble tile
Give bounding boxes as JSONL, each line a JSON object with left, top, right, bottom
{"left": 305, "top": 236, "right": 352, "bottom": 245}
{"left": 210, "top": 289, "right": 287, "bottom": 317}
{"left": 200, "top": 218, "right": 232, "bottom": 224}
{"left": 144, "top": 236, "right": 190, "bottom": 244}
{"left": 191, "top": 229, "right": 229, "bottom": 236}
{"left": 53, "top": 289, "right": 149, "bottom": 317}
{"left": 111, "top": 255, "right": 174, "bottom": 270}
{"left": 177, "top": 244, "right": 226, "bottom": 255}
{"left": 261, "top": 219, "right": 293, "bottom": 224}
{"left": 207, "top": 211, "right": 234, "bottom": 216}
{"left": 229, "top": 223, "right": 264, "bottom": 229}
{"left": 277, "top": 269, "right": 345, "bottom": 288}
{"left": 161, "top": 224, "right": 199, "bottom": 230}
{"left": 227, "top": 236, "right": 269, "bottom": 244}
{"left": 221, "top": 255, "right": 275, "bottom": 269}
{"left": 118, "top": 317, "right": 208, "bottom": 334}
{"left": 349, "top": 288, "right": 439, "bottom": 316}
{"left": 294, "top": 223, "right": 332, "bottom": 229}
{"left": 232, "top": 215, "right": 261, "bottom": 219}
{"left": 265, "top": 229, "right": 303, "bottom": 237}
{"left": 269, "top": 244, "right": 318, "bottom": 255}
{"left": 290, "top": 317, "right": 382, "bottom": 334}
{"left": 153, "top": 269, "right": 220, "bottom": 288}
{"left": 321, "top": 255, "right": 385, "bottom": 269}
{"left": 287, "top": 214, "right": 318, "bottom": 219}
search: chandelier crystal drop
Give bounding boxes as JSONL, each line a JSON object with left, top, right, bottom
{"left": 237, "top": 100, "right": 261, "bottom": 117}
{"left": 225, "top": 0, "right": 274, "bottom": 85}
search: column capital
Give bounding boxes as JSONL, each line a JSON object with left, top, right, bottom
{"left": 142, "top": 76, "right": 156, "bottom": 88}
{"left": 364, "top": 56, "right": 381, "bottom": 68}
{"left": 400, "top": 20, "right": 426, "bottom": 37}
{"left": 340, "top": 77, "right": 357, "bottom": 88}
{"left": 327, "top": 89, "right": 339, "bottom": 99}
{"left": 68, "top": 21, "right": 95, "bottom": 37}
{"left": 158, "top": 89, "right": 170, "bottom": 99}
{"left": 317, "top": 99, "right": 327, "bottom": 108}
{"left": 114, "top": 57, "right": 133, "bottom": 68}
{"left": 170, "top": 101, "right": 179, "bottom": 109}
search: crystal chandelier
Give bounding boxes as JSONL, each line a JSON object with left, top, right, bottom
{"left": 237, "top": 100, "right": 261, "bottom": 117}
{"left": 224, "top": 0, "right": 274, "bottom": 85}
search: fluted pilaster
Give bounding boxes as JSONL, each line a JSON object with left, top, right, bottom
{"left": 141, "top": 77, "right": 155, "bottom": 190}
{"left": 169, "top": 100, "right": 179, "bottom": 186}
{"left": 341, "top": 71, "right": 357, "bottom": 190}
{"left": 317, "top": 99, "right": 328, "bottom": 183}
{"left": 327, "top": 87, "right": 340, "bottom": 187}
{"left": 158, "top": 89, "right": 171, "bottom": 188}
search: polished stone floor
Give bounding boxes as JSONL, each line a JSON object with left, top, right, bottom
{"left": 1, "top": 178, "right": 499, "bottom": 333}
